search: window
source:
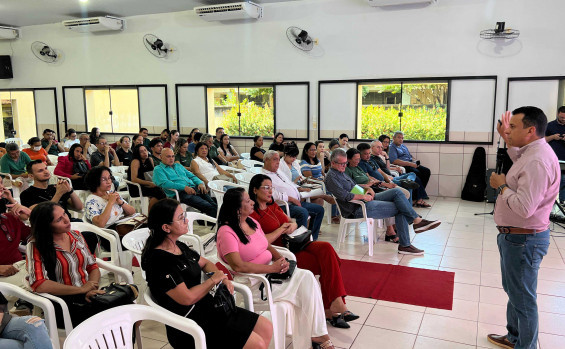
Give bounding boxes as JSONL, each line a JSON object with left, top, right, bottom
{"left": 0, "top": 91, "right": 37, "bottom": 142}
{"left": 85, "top": 88, "right": 139, "bottom": 134}
{"left": 358, "top": 81, "right": 448, "bottom": 141}
{"left": 207, "top": 86, "right": 274, "bottom": 137}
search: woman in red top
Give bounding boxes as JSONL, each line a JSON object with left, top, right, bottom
{"left": 248, "top": 174, "right": 358, "bottom": 329}
{"left": 54, "top": 143, "right": 91, "bottom": 190}
{"left": 164, "top": 130, "right": 180, "bottom": 149}
{"left": 22, "top": 137, "right": 52, "bottom": 166}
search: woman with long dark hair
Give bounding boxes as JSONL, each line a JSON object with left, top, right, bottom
{"left": 300, "top": 142, "right": 324, "bottom": 180}
{"left": 250, "top": 136, "right": 265, "bottom": 162}
{"left": 26, "top": 201, "right": 105, "bottom": 326}
{"left": 141, "top": 198, "right": 272, "bottom": 349}
{"left": 164, "top": 130, "right": 180, "bottom": 149}
{"left": 216, "top": 188, "right": 335, "bottom": 349}
{"left": 53, "top": 143, "right": 91, "bottom": 190}
{"left": 218, "top": 134, "right": 240, "bottom": 163}
{"left": 116, "top": 136, "right": 133, "bottom": 166}
{"left": 174, "top": 138, "right": 193, "bottom": 170}
{"left": 248, "top": 174, "right": 358, "bottom": 329}
{"left": 268, "top": 132, "right": 285, "bottom": 157}
{"left": 127, "top": 145, "right": 166, "bottom": 211}
{"left": 190, "top": 142, "right": 237, "bottom": 186}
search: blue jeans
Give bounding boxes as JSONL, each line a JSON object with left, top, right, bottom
{"left": 0, "top": 315, "right": 53, "bottom": 349}
{"left": 288, "top": 201, "right": 325, "bottom": 240}
{"left": 354, "top": 188, "right": 419, "bottom": 247}
{"left": 178, "top": 191, "right": 217, "bottom": 218}
{"left": 497, "top": 229, "right": 550, "bottom": 349}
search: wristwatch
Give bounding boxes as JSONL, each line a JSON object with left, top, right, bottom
{"left": 497, "top": 184, "right": 508, "bottom": 195}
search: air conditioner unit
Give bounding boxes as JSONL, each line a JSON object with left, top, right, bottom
{"left": 368, "top": 0, "right": 437, "bottom": 6}
{"left": 62, "top": 16, "right": 125, "bottom": 33}
{"left": 0, "top": 26, "right": 20, "bottom": 40}
{"left": 194, "top": 2, "right": 263, "bottom": 22}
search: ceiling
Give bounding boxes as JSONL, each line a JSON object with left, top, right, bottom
{"left": 0, "top": 0, "right": 300, "bottom": 27}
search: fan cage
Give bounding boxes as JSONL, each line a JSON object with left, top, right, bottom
{"left": 480, "top": 29, "right": 520, "bottom": 40}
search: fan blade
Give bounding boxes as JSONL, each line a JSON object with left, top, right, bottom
{"left": 145, "top": 38, "right": 157, "bottom": 50}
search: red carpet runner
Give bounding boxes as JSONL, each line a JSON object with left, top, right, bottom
{"left": 341, "top": 259, "right": 455, "bottom": 310}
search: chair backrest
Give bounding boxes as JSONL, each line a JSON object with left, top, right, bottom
{"left": 47, "top": 154, "right": 59, "bottom": 165}
{"left": 234, "top": 172, "right": 256, "bottom": 186}
{"left": 63, "top": 304, "right": 207, "bottom": 349}
{"left": 208, "top": 180, "right": 246, "bottom": 216}
{"left": 240, "top": 152, "right": 251, "bottom": 160}
{"left": 5, "top": 138, "right": 23, "bottom": 147}
{"left": 71, "top": 222, "right": 122, "bottom": 267}
{"left": 241, "top": 159, "right": 263, "bottom": 171}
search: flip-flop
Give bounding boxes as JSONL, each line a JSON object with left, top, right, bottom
{"left": 385, "top": 234, "right": 399, "bottom": 243}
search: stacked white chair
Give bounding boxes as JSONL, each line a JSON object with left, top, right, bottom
{"left": 207, "top": 180, "right": 247, "bottom": 221}
{"left": 241, "top": 159, "right": 263, "bottom": 172}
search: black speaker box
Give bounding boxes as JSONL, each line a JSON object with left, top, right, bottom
{"left": 0, "top": 56, "right": 13, "bottom": 79}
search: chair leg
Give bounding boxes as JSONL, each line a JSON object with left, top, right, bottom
{"left": 366, "top": 218, "right": 374, "bottom": 256}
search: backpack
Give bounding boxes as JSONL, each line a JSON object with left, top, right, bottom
{"left": 461, "top": 147, "right": 487, "bottom": 202}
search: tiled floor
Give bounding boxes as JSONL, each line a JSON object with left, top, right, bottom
{"left": 130, "top": 197, "right": 565, "bottom": 348}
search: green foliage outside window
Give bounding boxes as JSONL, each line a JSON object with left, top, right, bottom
{"left": 214, "top": 88, "right": 274, "bottom": 137}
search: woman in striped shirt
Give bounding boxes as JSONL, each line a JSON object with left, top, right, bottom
{"left": 300, "top": 142, "right": 324, "bottom": 180}
{"left": 26, "top": 202, "right": 105, "bottom": 327}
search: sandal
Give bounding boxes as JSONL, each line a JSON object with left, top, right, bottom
{"left": 415, "top": 201, "right": 431, "bottom": 208}
{"left": 384, "top": 234, "right": 399, "bottom": 243}
{"left": 342, "top": 310, "right": 360, "bottom": 322}
{"left": 326, "top": 313, "right": 350, "bottom": 328}
{"left": 312, "top": 339, "right": 335, "bottom": 349}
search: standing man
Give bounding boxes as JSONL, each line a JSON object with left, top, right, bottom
{"left": 545, "top": 106, "right": 565, "bottom": 203}
{"left": 488, "top": 107, "right": 559, "bottom": 349}
{"left": 389, "top": 131, "right": 431, "bottom": 191}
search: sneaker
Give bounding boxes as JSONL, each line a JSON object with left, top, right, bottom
{"left": 398, "top": 245, "right": 424, "bottom": 255}
{"left": 487, "top": 334, "right": 515, "bottom": 349}
{"left": 398, "top": 179, "right": 420, "bottom": 190}
{"left": 10, "top": 299, "right": 33, "bottom": 316}
{"left": 413, "top": 219, "right": 441, "bottom": 233}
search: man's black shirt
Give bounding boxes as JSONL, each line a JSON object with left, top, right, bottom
{"left": 20, "top": 185, "right": 73, "bottom": 218}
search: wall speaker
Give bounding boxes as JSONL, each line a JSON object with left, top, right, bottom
{"left": 0, "top": 56, "right": 13, "bottom": 79}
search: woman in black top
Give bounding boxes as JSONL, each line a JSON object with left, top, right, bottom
{"left": 268, "top": 132, "right": 285, "bottom": 157}
{"left": 250, "top": 135, "right": 266, "bottom": 162}
{"left": 127, "top": 145, "right": 165, "bottom": 211}
{"left": 116, "top": 136, "right": 133, "bottom": 166}
{"left": 141, "top": 199, "right": 272, "bottom": 349}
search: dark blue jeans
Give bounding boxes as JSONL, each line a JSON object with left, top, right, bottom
{"left": 354, "top": 188, "right": 419, "bottom": 247}
{"left": 178, "top": 191, "right": 217, "bottom": 218}
{"left": 497, "top": 229, "right": 550, "bottom": 349}
{"left": 288, "top": 201, "right": 324, "bottom": 240}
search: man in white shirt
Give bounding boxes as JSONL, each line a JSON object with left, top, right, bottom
{"left": 262, "top": 150, "right": 325, "bottom": 240}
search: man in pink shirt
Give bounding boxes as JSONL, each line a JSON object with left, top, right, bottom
{"left": 487, "top": 107, "right": 560, "bottom": 349}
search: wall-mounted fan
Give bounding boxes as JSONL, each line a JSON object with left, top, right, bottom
{"left": 31, "top": 41, "right": 59, "bottom": 63}
{"left": 480, "top": 22, "right": 520, "bottom": 40}
{"left": 286, "top": 27, "right": 317, "bottom": 52}
{"left": 143, "top": 34, "right": 173, "bottom": 58}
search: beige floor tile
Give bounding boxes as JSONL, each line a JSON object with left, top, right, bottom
{"left": 480, "top": 272, "right": 503, "bottom": 289}
{"left": 440, "top": 255, "right": 482, "bottom": 272}
{"left": 439, "top": 267, "right": 481, "bottom": 285}
{"left": 447, "top": 236, "right": 484, "bottom": 250}
{"left": 426, "top": 299, "right": 479, "bottom": 321}
{"left": 398, "top": 253, "right": 442, "bottom": 267}
{"left": 419, "top": 313, "right": 478, "bottom": 345}
{"left": 364, "top": 304, "right": 424, "bottom": 334}
{"left": 538, "top": 279, "right": 565, "bottom": 297}
{"left": 351, "top": 326, "right": 416, "bottom": 349}
{"left": 477, "top": 303, "right": 507, "bottom": 326}
{"left": 343, "top": 299, "right": 375, "bottom": 325}
{"left": 326, "top": 321, "right": 363, "bottom": 349}
{"left": 414, "top": 336, "right": 476, "bottom": 349}
{"left": 376, "top": 300, "right": 427, "bottom": 313}
{"left": 443, "top": 246, "right": 483, "bottom": 259}
{"left": 453, "top": 283, "right": 480, "bottom": 302}
{"left": 479, "top": 286, "right": 508, "bottom": 306}
{"left": 538, "top": 294, "right": 565, "bottom": 315}
{"left": 476, "top": 322, "right": 507, "bottom": 348}
{"left": 539, "top": 311, "right": 565, "bottom": 335}
{"left": 539, "top": 332, "right": 565, "bottom": 349}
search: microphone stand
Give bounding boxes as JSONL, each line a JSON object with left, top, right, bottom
{"left": 475, "top": 133, "right": 505, "bottom": 216}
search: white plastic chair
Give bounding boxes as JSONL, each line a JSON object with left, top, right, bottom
{"left": 241, "top": 159, "right": 263, "bottom": 172}
{"left": 63, "top": 304, "right": 207, "bottom": 349}
{"left": 219, "top": 164, "right": 244, "bottom": 174}
{"left": 234, "top": 172, "right": 256, "bottom": 188}
{"left": 0, "top": 282, "right": 60, "bottom": 349}
{"left": 333, "top": 195, "right": 384, "bottom": 257}
{"left": 186, "top": 211, "right": 217, "bottom": 256}
{"left": 217, "top": 246, "right": 295, "bottom": 349}
{"left": 21, "top": 144, "right": 30, "bottom": 149}
{"left": 5, "top": 138, "right": 23, "bottom": 147}
{"left": 208, "top": 180, "right": 247, "bottom": 221}
{"left": 48, "top": 154, "right": 59, "bottom": 166}
{"left": 71, "top": 221, "right": 132, "bottom": 273}
{"left": 307, "top": 178, "right": 333, "bottom": 224}
{"left": 124, "top": 180, "right": 150, "bottom": 216}
{"left": 240, "top": 152, "right": 251, "bottom": 160}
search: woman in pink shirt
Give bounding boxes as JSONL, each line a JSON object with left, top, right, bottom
{"left": 216, "top": 187, "right": 335, "bottom": 349}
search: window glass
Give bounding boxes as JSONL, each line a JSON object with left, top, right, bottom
{"left": 0, "top": 91, "right": 37, "bottom": 142}
{"left": 85, "top": 88, "right": 139, "bottom": 134}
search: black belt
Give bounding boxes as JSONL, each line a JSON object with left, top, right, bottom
{"left": 496, "top": 226, "right": 545, "bottom": 235}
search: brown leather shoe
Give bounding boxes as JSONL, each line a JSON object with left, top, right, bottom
{"left": 487, "top": 334, "right": 515, "bottom": 349}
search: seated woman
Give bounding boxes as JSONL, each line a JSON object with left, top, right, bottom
{"left": 127, "top": 145, "right": 166, "bottom": 212}
{"left": 268, "top": 132, "right": 285, "bottom": 157}
{"left": 84, "top": 166, "right": 136, "bottom": 230}
{"left": 190, "top": 142, "right": 237, "bottom": 187}
{"left": 132, "top": 134, "right": 144, "bottom": 147}
{"left": 141, "top": 198, "right": 272, "bottom": 349}
{"left": 0, "top": 291, "right": 53, "bottom": 349}
{"left": 315, "top": 140, "right": 331, "bottom": 174}
{"left": 250, "top": 136, "right": 266, "bottom": 162}
{"left": 116, "top": 136, "right": 133, "bottom": 166}
{"left": 248, "top": 174, "right": 358, "bottom": 328}
{"left": 26, "top": 201, "right": 108, "bottom": 327}
{"left": 22, "top": 137, "right": 52, "bottom": 166}
{"left": 216, "top": 188, "right": 335, "bottom": 349}
{"left": 218, "top": 134, "right": 240, "bottom": 163}
{"left": 174, "top": 138, "right": 193, "bottom": 170}
{"left": 164, "top": 129, "right": 180, "bottom": 149}
{"left": 300, "top": 142, "right": 324, "bottom": 180}
{"left": 54, "top": 143, "right": 91, "bottom": 190}
{"left": 63, "top": 129, "right": 79, "bottom": 152}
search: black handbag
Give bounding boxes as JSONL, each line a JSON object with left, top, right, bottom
{"left": 210, "top": 283, "right": 237, "bottom": 317}
{"left": 282, "top": 230, "right": 312, "bottom": 253}
{"left": 90, "top": 282, "right": 139, "bottom": 312}
{"left": 259, "top": 259, "right": 297, "bottom": 301}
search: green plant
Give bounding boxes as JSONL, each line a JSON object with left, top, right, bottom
{"left": 360, "top": 105, "right": 446, "bottom": 141}
{"left": 217, "top": 89, "right": 274, "bottom": 136}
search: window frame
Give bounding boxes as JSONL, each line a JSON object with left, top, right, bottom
{"left": 0, "top": 87, "right": 57, "bottom": 141}
{"left": 318, "top": 76, "right": 498, "bottom": 145}
{"left": 62, "top": 84, "right": 169, "bottom": 137}
{"left": 175, "top": 81, "right": 311, "bottom": 141}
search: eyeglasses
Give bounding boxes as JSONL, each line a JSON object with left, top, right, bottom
{"left": 100, "top": 177, "right": 112, "bottom": 182}
{"left": 333, "top": 161, "right": 347, "bottom": 166}
{"left": 259, "top": 185, "right": 272, "bottom": 190}
{"left": 171, "top": 215, "right": 188, "bottom": 224}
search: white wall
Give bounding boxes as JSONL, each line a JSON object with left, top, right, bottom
{"left": 1, "top": 0, "right": 565, "bottom": 197}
